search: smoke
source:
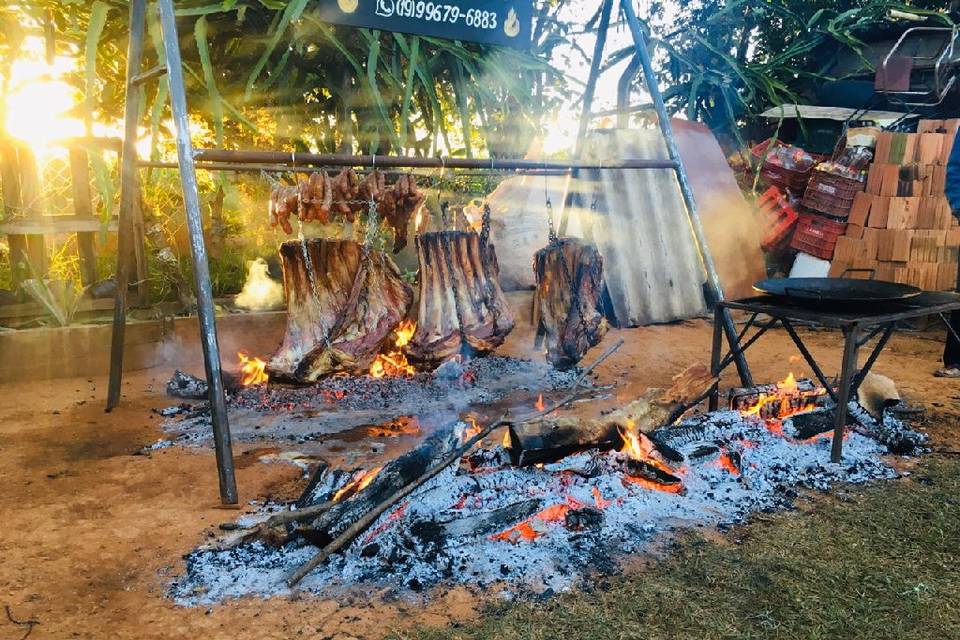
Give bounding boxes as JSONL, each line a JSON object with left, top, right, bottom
{"left": 235, "top": 258, "right": 284, "bottom": 311}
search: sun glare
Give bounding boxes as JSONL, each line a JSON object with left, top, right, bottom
{"left": 3, "top": 38, "right": 85, "bottom": 153}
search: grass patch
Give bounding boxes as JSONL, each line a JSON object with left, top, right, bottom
{"left": 401, "top": 457, "right": 960, "bottom": 640}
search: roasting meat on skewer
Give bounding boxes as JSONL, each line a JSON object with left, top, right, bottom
{"left": 534, "top": 237, "right": 607, "bottom": 369}
{"left": 405, "top": 231, "right": 514, "bottom": 365}
{"left": 267, "top": 238, "right": 414, "bottom": 382}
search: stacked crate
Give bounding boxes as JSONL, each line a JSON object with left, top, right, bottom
{"left": 829, "top": 119, "right": 960, "bottom": 290}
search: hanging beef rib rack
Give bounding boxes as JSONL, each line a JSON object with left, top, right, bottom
{"left": 267, "top": 238, "right": 413, "bottom": 382}
{"left": 405, "top": 228, "right": 515, "bottom": 365}
{"left": 534, "top": 237, "right": 608, "bottom": 369}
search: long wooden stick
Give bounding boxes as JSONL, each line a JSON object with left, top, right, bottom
{"left": 287, "top": 339, "right": 624, "bottom": 586}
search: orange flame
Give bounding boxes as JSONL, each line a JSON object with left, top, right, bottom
{"left": 502, "top": 429, "right": 512, "bottom": 448}
{"left": 739, "top": 372, "right": 824, "bottom": 427}
{"left": 461, "top": 415, "right": 483, "bottom": 442}
{"left": 618, "top": 424, "right": 684, "bottom": 493}
{"left": 237, "top": 351, "right": 269, "bottom": 386}
{"left": 592, "top": 486, "right": 612, "bottom": 509}
{"left": 710, "top": 448, "right": 740, "bottom": 475}
{"left": 490, "top": 498, "right": 585, "bottom": 543}
{"left": 535, "top": 394, "right": 545, "bottom": 412}
{"left": 369, "top": 321, "right": 417, "bottom": 378}
{"left": 332, "top": 466, "right": 382, "bottom": 503}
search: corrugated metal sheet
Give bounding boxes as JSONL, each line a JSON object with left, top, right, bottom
{"left": 581, "top": 128, "right": 707, "bottom": 326}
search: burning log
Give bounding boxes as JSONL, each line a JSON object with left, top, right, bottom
{"left": 507, "top": 365, "right": 717, "bottom": 466}
{"left": 299, "top": 429, "right": 460, "bottom": 548}
{"left": 534, "top": 238, "right": 607, "bottom": 369}
{"left": 267, "top": 238, "right": 414, "bottom": 382}
{"left": 405, "top": 231, "right": 514, "bottom": 365}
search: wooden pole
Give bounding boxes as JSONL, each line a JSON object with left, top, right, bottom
{"left": 158, "top": 0, "right": 238, "bottom": 505}
{"left": 68, "top": 146, "right": 98, "bottom": 286}
{"left": 106, "top": 0, "right": 147, "bottom": 412}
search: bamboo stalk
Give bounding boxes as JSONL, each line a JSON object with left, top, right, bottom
{"left": 287, "top": 338, "right": 624, "bottom": 587}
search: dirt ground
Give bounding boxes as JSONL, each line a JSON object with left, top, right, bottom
{"left": 1, "top": 314, "right": 958, "bottom": 640}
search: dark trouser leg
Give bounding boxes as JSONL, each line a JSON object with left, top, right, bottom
{"left": 945, "top": 310, "right": 960, "bottom": 367}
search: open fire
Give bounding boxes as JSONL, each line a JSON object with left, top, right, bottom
{"left": 171, "top": 363, "right": 926, "bottom": 604}
{"left": 369, "top": 320, "right": 417, "bottom": 378}
{"left": 237, "top": 352, "right": 269, "bottom": 386}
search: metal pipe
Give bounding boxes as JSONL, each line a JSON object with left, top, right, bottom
{"left": 106, "top": 0, "right": 146, "bottom": 413}
{"left": 832, "top": 325, "right": 860, "bottom": 463}
{"left": 130, "top": 63, "right": 168, "bottom": 86}
{"left": 192, "top": 148, "right": 677, "bottom": 171}
{"left": 158, "top": 0, "right": 238, "bottom": 505}
{"left": 135, "top": 160, "right": 571, "bottom": 176}
{"left": 620, "top": 0, "right": 753, "bottom": 386}
{"left": 573, "top": 0, "right": 614, "bottom": 157}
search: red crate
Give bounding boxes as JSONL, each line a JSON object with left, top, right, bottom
{"left": 789, "top": 212, "right": 848, "bottom": 260}
{"left": 800, "top": 170, "right": 865, "bottom": 218}
{"left": 756, "top": 187, "right": 799, "bottom": 253}
{"left": 750, "top": 139, "right": 815, "bottom": 196}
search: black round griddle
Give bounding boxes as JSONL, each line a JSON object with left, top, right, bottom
{"left": 753, "top": 277, "right": 922, "bottom": 306}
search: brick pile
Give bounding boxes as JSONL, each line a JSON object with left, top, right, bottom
{"left": 830, "top": 119, "right": 960, "bottom": 290}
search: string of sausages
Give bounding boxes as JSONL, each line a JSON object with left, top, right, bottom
{"left": 268, "top": 169, "right": 425, "bottom": 253}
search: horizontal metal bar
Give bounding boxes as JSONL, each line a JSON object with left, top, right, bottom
{"left": 192, "top": 148, "right": 679, "bottom": 171}
{"left": 130, "top": 64, "right": 167, "bottom": 86}
{"left": 135, "top": 160, "right": 572, "bottom": 176}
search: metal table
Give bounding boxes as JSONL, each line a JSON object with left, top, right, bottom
{"left": 709, "top": 291, "right": 960, "bottom": 462}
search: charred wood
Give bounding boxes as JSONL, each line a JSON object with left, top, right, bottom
{"left": 507, "top": 365, "right": 716, "bottom": 466}
{"left": 301, "top": 430, "right": 460, "bottom": 548}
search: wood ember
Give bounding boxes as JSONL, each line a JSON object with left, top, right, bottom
{"left": 507, "top": 365, "right": 716, "bottom": 466}
{"left": 298, "top": 430, "right": 460, "bottom": 548}
{"left": 534, "top": 238, "right": 607, "bottom": 369}
{"left": 405, "top": 231, "right": 515, "bottom": 365}
{"left": 267, "top": 238, "right": 413, "bottom": 383}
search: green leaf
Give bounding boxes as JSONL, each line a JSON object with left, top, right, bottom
{"left": 84, "top": 1, "right": 109, "bottom": 134}
{"left": 194, "top": 16, "right": 225, "bottom": 147}
{"left": 244, "top": 0, "right": 309, "bottom": 101}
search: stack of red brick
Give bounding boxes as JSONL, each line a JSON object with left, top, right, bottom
{"left": 830, "top": 119, "right": 960, "bottom": 290}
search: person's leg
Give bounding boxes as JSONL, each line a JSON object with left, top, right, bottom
{"left": 944, "top": 310, "right": 960, "bottom": 368}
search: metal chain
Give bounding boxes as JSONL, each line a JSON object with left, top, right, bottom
{"left": 479, "top": 202, "right": 491, "bottom": 246}
{"left": 295, "top": 189, "right": 335, "bottom": 353}
{"left": 544, "top": 186, "right": 595, "bottom": 355}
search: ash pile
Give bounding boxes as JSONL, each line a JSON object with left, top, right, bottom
{"left": 171, "top": 374, "right": 925, "bottom": 605}
{"left": 160, "top": 356, "right": 581, "bottom": 448}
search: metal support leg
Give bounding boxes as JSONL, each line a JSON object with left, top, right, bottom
{"left": 781, "top": 319, "right": 840, "bottom": 403}
{"left": 850, "top": 323, "right": 896, "bottom": 395}
{"left": 158, "top": 0, "right": 237, "bottom": 504}
{"left": 620, "top": 0, "right": 753, "bottom": 386}
{"left": 106, "top": 0, "right": 147, "bottom": 412}
{"left": 709, "top": 306, "right": 723, "bottom": 411}
{"left": 832, "top": 325, "right": 860, "bottom": 463}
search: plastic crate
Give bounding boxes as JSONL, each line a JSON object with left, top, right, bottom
{"left": 800, "top": 170, "right": 865, "bottom": 218}
{"left": 750, "top": 139, "right": 815, "bottom": 196}
{"left": 789, "top": 212, "right": 847, "bottom": 260}
{"left": 756, "top": 187, "right": 799, "bottom": 253}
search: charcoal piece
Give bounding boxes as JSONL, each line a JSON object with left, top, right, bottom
{"left": 564, "top": 507, "right": 604, "bottom": 531}
{"left": 508, "top": 417, "right": 621, "bottom": 467}
{"left": 295, "top": 461, "right": 330, "bottom": 508}
{"left": 688, "top": 445, "right": 721, "bottom": 460}
{"left": 624, "top": 459, "right": 682, "bottom": 486}
{"left": 267, "top": 238, "right": 414, "bottom": 382}
{"left": 302, "top": 429, "right": 459, "bottom": 547}
{"left": 790, "top": 410, "right": 836, "bottom": 440}
{"left": 166, "top": 370, "right": 208, "bottom": 399}
{"left": 405, "top": 231, "right": 514, "bottom": 365}
{"left": 534, "top": 237, "right": 607, "bottom": 369}
{"left": 429, "top": 500, "right": 543, "bottom": 539}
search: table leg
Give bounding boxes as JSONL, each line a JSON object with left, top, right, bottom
{"left": 832, "top": 325, "right": 860, "bottom": 463}
{"left": 709, "top": 306, "right": 723, "bottom": 411}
